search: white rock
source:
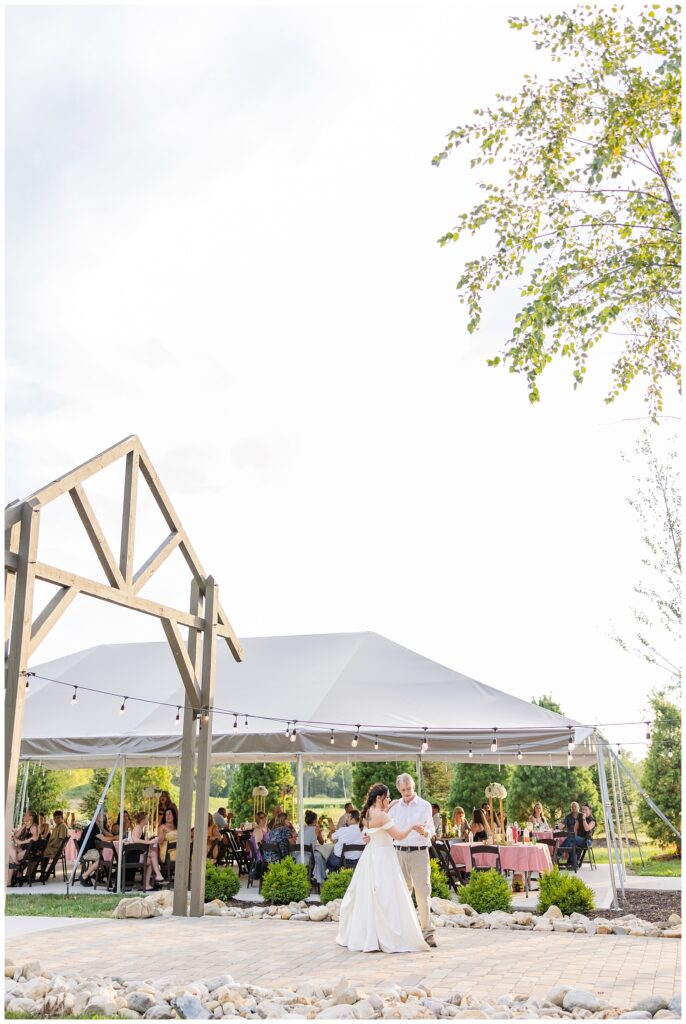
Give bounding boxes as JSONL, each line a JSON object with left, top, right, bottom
{"left": 352, "top": 999, "right": 376, "bottom": 1019}
{"left": 87, "top": 997, "right": 121, "bottom": 1017}
{"left": 546, "top": 987, "right": 571, "bottom": 1008}
{"left": 562, "top": 991, "right": 600, "bottom": 1013}
{"left": 533, "top": 919, "right": 553, "bottom": 931}
{"left": 552, "top": 920, "right": 574, "bottom": 933}
{"left": 512, "top": 912, "right": 533, "bottom": 926}
{"left": 317, "top": 1007, "right": 357, "bottom": 1019}
{"left": 309, "top": 905, "right": 330, "bottom": 922}
{"left": 543, "top": 905, "right": 563, "bottom": 920}
{"left": 667, "top": 913, "right": 680, "bottom": 926}
{"left": 256, "top": 1000, "right": 290, "bottom": 1018}
{"left": 430, "top": 898, "right": 465, "bottom": 916}
{"left": 280, "top": 909, "right": 293, "bottom": 920}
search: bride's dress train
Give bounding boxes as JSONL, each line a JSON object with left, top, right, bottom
{"left": 336, "top": 821, "right": 429, "bottom": 953}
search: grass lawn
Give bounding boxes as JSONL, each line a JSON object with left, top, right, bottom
{"left": 5, "top": 894, "right": 120, "bottom": 918}
{"left": 631, "top": 857, "right": 681, "bottom": 877}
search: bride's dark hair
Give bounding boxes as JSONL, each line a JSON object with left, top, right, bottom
{"left": 359, "top": 783, "right": 390, "bottom": 830}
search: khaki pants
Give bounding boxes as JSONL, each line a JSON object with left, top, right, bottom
{"left": 397, "top": 848, "right": 434, "bottom": 941}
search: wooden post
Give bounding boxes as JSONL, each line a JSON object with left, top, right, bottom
{"left": 117, "top": 756, "right": 127, "bottom": 894}
{"left": 189, "top": 577, "right": 217, "bottom": 917}
{"left": 173, "top": 581, "right": 202, "bottom": 917}
{"left": 4, "top": 502, "right": 40, "bottom": 869}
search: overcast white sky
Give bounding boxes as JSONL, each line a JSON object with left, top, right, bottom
{"left": 5, "top": 1, "right": 680, "bottom": 758}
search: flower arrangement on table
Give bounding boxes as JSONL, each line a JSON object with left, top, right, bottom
{"left": 485, "top": 783, "right": 508, "bottom": 842}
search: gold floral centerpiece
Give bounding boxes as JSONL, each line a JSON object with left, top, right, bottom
{"left": 485, "top": 783, "right": 508, "bottom": 843}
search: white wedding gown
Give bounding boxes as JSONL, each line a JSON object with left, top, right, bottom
{"left": 336, "top": 821, "right": 429, "bottom": 953}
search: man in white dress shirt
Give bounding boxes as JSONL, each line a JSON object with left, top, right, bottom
{"left": 388, "top": 773, "right": 436, "bottom": 947}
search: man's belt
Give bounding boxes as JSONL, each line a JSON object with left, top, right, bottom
{"left": 395, "top": 845, "right": 429, "bottom": 852}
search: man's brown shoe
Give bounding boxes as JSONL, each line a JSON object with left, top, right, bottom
{"left": 425, "top": 936, "right": 437, "bottom": 948}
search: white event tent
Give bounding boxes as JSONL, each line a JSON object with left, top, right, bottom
{"left": 23, "top": 631, "right": 597, "bottom": 768}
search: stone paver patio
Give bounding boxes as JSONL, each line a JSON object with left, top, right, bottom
{"left": 7, "top": 916, "right": 681, "bottom": 1008}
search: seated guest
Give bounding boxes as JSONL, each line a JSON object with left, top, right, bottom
{"left": 327, "top": 810, "right": 362, "bottom": 871}
{"left": 129, "top": 811, "right": 167, "bottom": 889}
{"left": 207, "top": 812, "right": 223, "bottom": 865}
{"left": 268, "top": 812, "right": 297, "bottom": 861}
{"left": 336, "top": 802, "right": 354, "bottom": 830}
{"left": 80, "top": 812, "right": 119, "bottom": 886}
{"left": 559, "top": 801, "right": 595, "bottom": 871}
{"left": 451, "top": 806, "right": 470, "bottom": 840}
{"left": 267, "top": 803, "right": 283, "bottom": 830}
{"left": 157, "top": 791, "right": 178, "bottom": 825}
{"left": 8, "top": 811, "right": 40, "bottom": 884}
{"left": 40, "top": 810, "right": 69, "bottom": 874}
{"left": 249, "top": 812, "right": 270, "bottom": 858}
{"left": 432, "top": 804, "right": 443, "bottom": 837}
{"left": 158, "top": 806, "right": 178, "bottom": 866}
{"left": 213, "top": 806, "right": 229, "bottom": 829}
{"left": 528, "top": 802, "right": 550, "bottom": 831}
{"left": 38, "top": 814, "right": 51, "bottom": 843}
{"left": 295, "top": 811, "right": 327, "bottom": 884}
{"left": 469, "top": 808, "right": 491, "bottom": 843}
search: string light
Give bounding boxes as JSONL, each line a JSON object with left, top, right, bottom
{"left": 517, "top": 746, "right": 523, "bottom": 761}
{"left": 290, "top": 721, "right": 297, "bottom": 743}
{"left": 72, "top": 686, "right": 78, "bottom": 705}
{"left": 330, "top": 729, "right": 335, "bottom": 746}
{"left": 468, "top": 742, "right": 473, "bottom": 759}
{"left": 490, "top": 729, "right": 498, "bottom": 753}
{"left": 202, "top": 708, "right": 209, "bottom": 724}
{"left": 285, "top": 722, "right": 291, "bottom": 739}
{"left": 175, "top": 707, "right": 181, "bottom": 724}
{"left": 244, "top": 715, "right": 249, "bottom": 728}
{"left": 233, "top": 714, "right": 238, "bottom": 734}
{"left": 421, "top": 729, "right": 429, "bottom": 754}
{"left": 25, "top": 674, "right": 30, "bottom": 691}
{"left": 645, "top": 722, "right": 652, "bottom": 744}
{"left": 120, "top": 698, "right": 127, "bottom": 715}
{"left": 567, "top": 728, "right": 575, "bottom": 754}
{"left": 352, "top": 726, "right": 360, "bottom": 748}
{"left": 374, "top": 735, "right": 379, "bottom": 751}
{"left": 668, "top": 746, "right": 673, "bottom": 758}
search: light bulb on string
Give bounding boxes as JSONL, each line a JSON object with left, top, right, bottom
{"left": 330, "top": 729, "right": 335, "bottom": 746}
{"left": 285, "top": 722, "right": 291, "bottom": 739}
{"left": 374, "top": 735, "right": 379, "bottom": 751}
{"left": 517, "top": 746, "right": 523, "bottom": 761}
{"left": 668, "top": 746, "right": 673, "bottom": 758}
{"left": 233, "top": 715, "right": 238, "bottom": 734}
{"left": 244, "top": 715, "right": 249, "bottom": 728}
{"left": 352, "top": 726, "right": 360, "bottom": 749}
{"left": 202, "top": 707, "right": 209, "bottom": 724}
{"left": 567, "top": 728, "right": 575, "bottom": 755}
{"left": 72, "top": 686, "right": 78, "bottom": 705}
{"left": 468, "top": 742, "right": 473, "bottom": 759}
{"left": 290, "top": 721, "right": 297, "bottom": 743}
{"left": 175, "top": 707, "right": 181, "bottom": 724}
{"left": 120, "top": 698, "right": 127, "bottom": 715}
{"left": 421, "top": 729, "right": 429, "bottom": 754}
{"left": 24, "top": 673, "right": 30, "bottom": 691}
{"left": 490, "top": 729, "right": 498, "bottom": 753}
{"left": 645, "top": 722, "right": 652, "bottom": 744}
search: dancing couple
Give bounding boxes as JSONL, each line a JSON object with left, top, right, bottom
{"left": 336, "top": 773, "right": 436, "bottom": 953}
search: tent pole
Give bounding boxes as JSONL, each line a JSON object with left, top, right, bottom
{"left": 612, "top": 750, "right": 633, "bottom": 868}
{"left": 417, "top": 757, "right": 423, "bottom": 798}
{"left": 615, "top": 755, "right": 681, "bottom": 843}
{"left": 68, "top": 754, "right": 120, "bottom": 894}
{"left": 174, "top": 578, "right": 202, "bottom": 917}
{"left": 16, "top": 761, "right": 30, "bottom": 826}
{"left": 597, "top": 736, "right": 622, "bottom": 906}
{"left": 608, "top": 747, "right": 627, "bottom": 884}
{"left": 297, "top": 754, "right": 305, "bottom": 865}
{"left": 117, "top": 755, "right": 126, "bottom": 894}
{"left": 614, "top": 755, "right": 644, "bottom": 867}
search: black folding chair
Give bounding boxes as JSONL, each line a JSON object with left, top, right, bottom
{"left": 470, "top": 844, "right": 502, "bottom": 873}
{"left": 228, "top": 830, "right": 251, "bottom": 876}
{"left": 12, "top": 841, "right": 46, "bottom": 887}
{"left": 161, "top": 841, "right": 176, "bottom": 882}
{"left": 432, "top": 839, "right": 466, "bottom": 891}
{"left": 39, "top": 836, "right": 70, "bottom": 884}
{"left": 120, "top": 842, "right": 149, "bottom": 891}
{"left": 554, "top": 832, "right": 579, "bottom": 871}
{"left": 341, "top": 844, "right": 365, "bottom": 870}
{"left": 92, "top": 840, "right": 118, "bottom": 891}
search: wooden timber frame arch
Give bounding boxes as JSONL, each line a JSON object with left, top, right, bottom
{"left": 4, "top": 434, "right": 243, "bottom": 916}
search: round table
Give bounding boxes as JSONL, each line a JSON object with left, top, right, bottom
{"left": 64, "top": 828, "right": 82, "bottom": 864}
{"left": 450, "top": 841, "right": 553, "bottom": 874}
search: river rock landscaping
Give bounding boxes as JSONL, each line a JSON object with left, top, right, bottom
{"left": 4, "top": 959, "right": 681, "bottom": 1020}
{"left": 111, "top": 892, "right": 682, "bottom": 941}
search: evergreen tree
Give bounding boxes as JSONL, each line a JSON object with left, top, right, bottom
{"left": 82, "top": 766, "right": 175, "bottom": 821}
{"left": 24, "top": 765, "right": 69, "bottom": 817}
{"left": 352, "top": 762, "right": 416, "bottom": 810}
{"left": 640, "top": 693, "right": 681, "bottom": 850}
{"left": 82, "top": 768, "right": 112, "bottom": 819}
{"left": 421, "top": 762, "right": 452, "bottom": 807}
{"left": 447, "top": 763, "right": 514, "bottom": 820}
{"left": 230, "top": 763, "right": 294, "bottom": 823}
{"left": 506, "top": 695, "right": 600, "bottom": 824}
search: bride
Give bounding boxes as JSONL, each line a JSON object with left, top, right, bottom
{"left": 336, "top": 783, "right": 429, "bottom": 953}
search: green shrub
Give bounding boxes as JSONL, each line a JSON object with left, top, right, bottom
{"left": 430, "top": 859, "right": 451, "bottom": 900}
{"left": 204, "top": 864, "right": 241, "bottom": 903}
{"left": 320, "top": 868, "right": 354, "bottom": 904}
{"left": 458, "top": 870, "right": 512, "bottom": 914}
{"left": 261, "top": 857, "right": 310, "bottom": 904}
{"left": 537, "top": 868, "right": 595, "bottom": 916}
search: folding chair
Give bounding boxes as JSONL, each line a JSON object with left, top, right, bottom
{"left": 300, "top": 843, "right": 320, "bottom": 893}
{"left": 228, "top": 830, "right": 251, "bottom": 876}
{"left": 432, "top": 839, "right": 466, "bottom": 892}
{"left": 120, "top": 843, "right": 149, "bottom": 892}
{"left": 39, "top": 836, "right": 70, "bottom": 884}
{"left": 341, "top": 844, "right": 365, "bottom": 870}
{"left": 470, "top": 844, "right": 502, "bottom": 873}
{"left": 554, "top": 832, "right": 579, "bottom": 871}
{"left": 161, "top": 842, "right": 176, "bottom": 882}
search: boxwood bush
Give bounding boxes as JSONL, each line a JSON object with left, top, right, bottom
{"left": 204, "top": 864, "right": 241, "bottom": 903}
{"left": 430, "top": 859, "right": 451, "bottom": 900}
{"left": 537, "top": 868, "right": 595, "bottom": 917}
{"left": 458, "top": 869, "right": 512, "bottom": 914}
{"left": 320, "top": 868, "right": 354, "bottom": 904}
{"left": 261, "top": 857, "right": 311, "bottom": 904}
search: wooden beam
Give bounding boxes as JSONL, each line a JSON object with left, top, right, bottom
{"left": 137, "top": 446, "right": 179, "bottom": 534}
{"left": 190, "top": 577, "right": 218, "bottom": 917}
{"left": 119, "top": 449, "right": 139, "bottom": 584}
{"left": 15, "top": 435, "right": 138, "bottom": 510}
{"left": 4, "top": 522, "right": 21, "bottom": 647}
{"left": 29, "top": 586, "right": 79, "bottom": 657}
{"left": 173, "top": 580, "right": 202, "bottom": 917}
{"left": 33, "top": 561, "right": 205, "bottom": 631}
{"left": 5, "top": 504, "right": 40, "bottom": 870}
{"left": 132, "top": 532, "right": 182, "bottom": 595}
{"left": 70, "top": 484, "right": 127, "bottom": 590}
{"left": 160, "top": 617, "right": 202, "bottom": 709}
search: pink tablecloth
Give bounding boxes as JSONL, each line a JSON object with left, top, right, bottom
{"left": 450, "top": 842, "right": 553, "bottom": 873}
{"left": 64, "top": 829, "right": 82, "bottom": 864}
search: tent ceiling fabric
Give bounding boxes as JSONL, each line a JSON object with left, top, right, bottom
{"left": 22, "top": 632, "right": 597, "bottom": 768}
